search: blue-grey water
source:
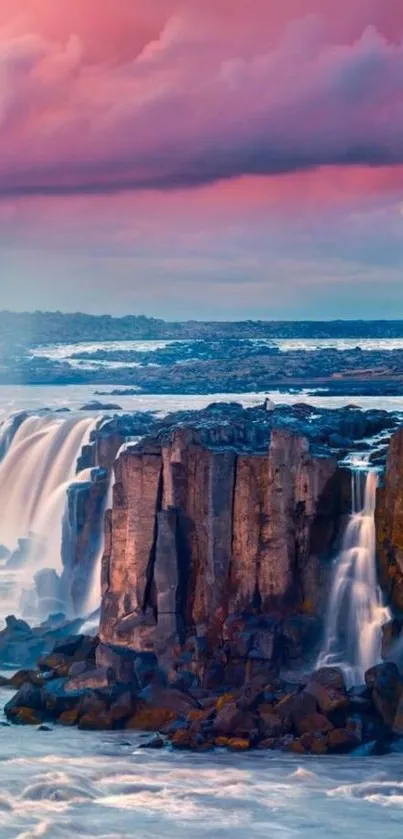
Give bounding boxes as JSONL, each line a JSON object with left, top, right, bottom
{"left": 1, "top": 687, "right": 403, "bottom": 839}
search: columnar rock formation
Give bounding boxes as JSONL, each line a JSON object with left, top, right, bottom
{"left": 376, "top": 427, "right": 403, "bottom": 612}
{"left": 100, "top": 427, "right": 348, "bottom": 657}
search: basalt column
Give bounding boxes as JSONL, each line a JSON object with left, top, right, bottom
{"left": 100, "top": 428, "right": 343, "bottom": 655}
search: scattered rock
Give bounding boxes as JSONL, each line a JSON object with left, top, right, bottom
{"left": 306, "top": 668, "right": 348, "bottom": 714}
{"left": 365, "top": 663, "right": 402, "bottom": 727}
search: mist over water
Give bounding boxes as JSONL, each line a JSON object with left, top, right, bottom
{"left": 0, "top": 414, "right": 96, "bottom": 625}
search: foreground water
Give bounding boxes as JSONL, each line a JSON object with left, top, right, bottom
{"left": 0, "top": 688, "right": 402, "bottom": 839}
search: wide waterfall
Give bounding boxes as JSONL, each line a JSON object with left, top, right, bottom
{"left": 0, "top": 413, "right": 99, "bottom": 626}
{"left": 318, "top": 457, "right": 391, "bottom": 686}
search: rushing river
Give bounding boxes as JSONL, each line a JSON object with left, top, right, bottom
{"left": 0, "top": 685, "right": 403, "bottom": 839}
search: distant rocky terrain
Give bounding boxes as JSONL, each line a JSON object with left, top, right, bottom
{"left": 3, "top": 311, "right": 403, "bottom": 346}
{"left": 0, "top": 330, "right": 403, "bottom": 396}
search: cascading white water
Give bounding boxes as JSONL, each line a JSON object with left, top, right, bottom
{"left": 0, "top": 413, "right": 97, "bottom": 624}
{"left": 318, "top": 456, "right": 391, "bottom": 686}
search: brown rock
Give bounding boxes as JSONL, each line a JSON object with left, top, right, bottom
{"left": 215, "top": 693, "right": 238, "bottom": 712}
{"left": 299, "top": 732, "right": 328, "bottom": 755}
{"left": 38, "top": 654, "right": 71, "bottom": 677}
{"left": 231, "top": 432, "right": 338, "bottom": 613}
{"left": 295, "top": 713, "right": 334, "bottom": 736}
{"left": 125, "top": 706, "right": 176, "bottom": 731}
{"left": 78, "top": 711, "right": 114, "bottom": 731}
{"left": 257, "top": 738, "right": 277, "bottom": 750}
{"left": 162, "top": 435, "right": 236, "bottom": 629}
{"left": 108, "top": 691, "right": 134, "bottom": 724}
{"left": 258, "top": 711, "right": 284, "bottom": 738}
{"left": 237, "top": 675, "right": 267, "bottom": 710}
{"left": 215, "top": 736, "right": 231, "bottom": 747}
{"left": 187, "top": 708, "right": 213, "bottom": 724}
{"left": 365, "top": 663, "right": 402, "bottom": 727}
{"left": 139, "top": 685, "right": 198, "bottom": 717}
{"left": 7, "top": 707, "right": 42, "bottom": 725}
{"left": 212, "top": 702, "right": 250, "bottom": 736}
{"left": 99, "top": 428, "right": 341, "bottom": 659}
{"left": 285, "top": 738, "right": 306, "bottom": 754}
{"left": 375, "top": 428, "right": 403, "bottom": 611}
{"left": 9, "top": 670, "right": 44, "bottom": 689}
{"left": 170, "top": 729, "right": 199, "bottom": 749}
{"left": 58, "top": 709, "right": 79, "bottom": 726}
{"left": 65, "top": 666, "right": 112, "bottom": 693}
{"left": 328, "top": 728, "right": 360, "bottom": 753}
{"left": 78, "top": 694, "right": 108, "bottom": 719}
{"left": 273, "top": 690, "right": 317, "bottom": 726}
{"left": 393, "top": 694, "right": 403, "bottom": 735}
{"left": 100, "top": 446, "right": 162, "bottom": 648}
{"left": 306, "top": 668, "right": 348, "bottom": 714}
{"left": 226, "top": 738, "right": 250, "bottom": 751}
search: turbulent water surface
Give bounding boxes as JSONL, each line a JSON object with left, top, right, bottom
{"left": 0, "top": 687, "right": 403, "bottom": 839}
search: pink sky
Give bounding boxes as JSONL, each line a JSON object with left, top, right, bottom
{"left": 0, "top": 0, "right": 402, "bottom": 317}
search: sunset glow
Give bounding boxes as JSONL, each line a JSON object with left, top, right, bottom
{"left": 1, "top": 0, "right": 402, "bottom": 317}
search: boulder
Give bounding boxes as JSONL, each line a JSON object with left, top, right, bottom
{"left": 5, "top": 683, "right": 43, "bottom": 717}
{"left": 381, "top": 619, "right": 403, "bottom": 660}
{"left": 78, "top": 711, "right": 114, "bottom": 731}
{"left": 139, "top": 685, "right": 198, "bottom": 716}
{"left": 52, "top": 635, "right": 98, "bottom": 661}
{"left": 125, "top": 706, "right": 176, "bottom": 731}
{"left": 212, "top": 702, "right": 257, "bottom": 740}
{"left": 257, "top": 711, "right": 284, "bottom": 738}
{"left": 294, "top": 713, "right": 334, "bottom": 736}
{"left": 65, "top": 666, "right": 112, "bottom": 692}
{"left": 96, "top": 642, "right": 138, "bottom": 684}
{"left": 108, "top": 691, "right": 134, "bottom": 724}
{"left": 58, "top": 709, "right": 80, "bottom": 726}
{"left": 393, "top": 694, "right": 403, "bottom": 736}
{"left": 7, "top": 707, "right": 43, "bottom": 725}
{"left": 327, "top": 728, "right": 360, "bottom": 754}
{"left": 9, "top": 669, "right": 44, "bottom": 689}
{"left": 237, "top": 675, "right": 267, "bottom": 710}
{"left": 273, "top": 690, "right": 318, "bottom": 728}
{"left": 305, "top": 668, "right": 348, "bottom": 714}
{"left": 40, "top": 677, "right": 90, "bottom": 716}
{"left": 300, "top": 732, "right": 329, "bottom": 754}
{"left": 365, "top": 663, "right": 402, "bottom": 727}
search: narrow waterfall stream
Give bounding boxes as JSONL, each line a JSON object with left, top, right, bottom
{"left": 318, "top": 456, "right": 391, "bottom": 686}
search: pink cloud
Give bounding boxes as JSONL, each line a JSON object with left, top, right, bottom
{"left": 0, "top": 1, "right": 402, "bottom": 198}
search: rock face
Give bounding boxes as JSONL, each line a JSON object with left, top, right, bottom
{"left": 61, "top": 468, "right": 109, "bottom": 614}
{"left": 100, "top": 426, "right": 347, "bottom": 660}
{"left": 376, "top": 428, "right": 403, "bottom": 612}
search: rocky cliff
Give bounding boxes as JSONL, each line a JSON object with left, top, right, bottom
{"left": 376, "top": 427, "right": 403, "bottom": 612}
{"left": 99, "top": 426, "right": 348, "bottom": 670}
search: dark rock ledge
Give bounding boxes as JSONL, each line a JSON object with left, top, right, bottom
{"left": 2, "top": 632, "right": 403, "bottom": 756}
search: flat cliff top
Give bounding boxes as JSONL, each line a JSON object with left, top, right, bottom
{"left": 100, "top": 401, "right": 403, "bottom": 460}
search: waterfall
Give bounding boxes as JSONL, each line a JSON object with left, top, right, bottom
{"left": 317, "top": 457, "right": 391, "bottom": 687}
{"left": 0, "top": 413, "right": 98, "bottom": 625}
